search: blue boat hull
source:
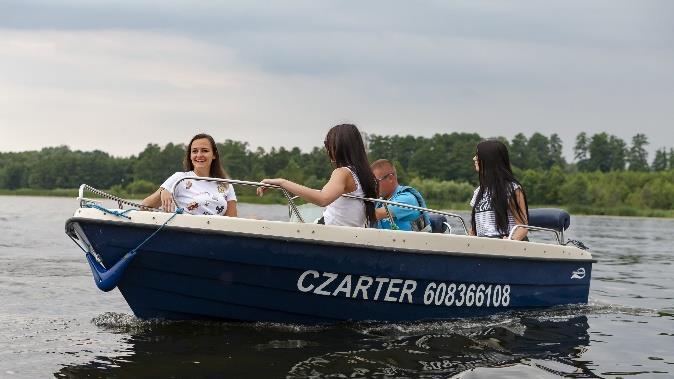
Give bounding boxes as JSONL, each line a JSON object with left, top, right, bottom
{"left": 69, "top": 218, "right": 592, "bottom": 323}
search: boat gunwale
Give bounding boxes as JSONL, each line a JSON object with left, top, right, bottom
{"left": 66, "top": 215, "right": 597, "bottom": 264}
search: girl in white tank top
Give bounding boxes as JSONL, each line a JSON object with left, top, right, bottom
{"left": 256, "top": 124, "right": 378, "bottom": 228}
{"left": 322, "top": 167, "right": 366, "bottom": 227}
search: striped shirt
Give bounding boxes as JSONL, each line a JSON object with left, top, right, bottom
{"left": 470, "top": 184, "right": 520, "bottom": 237}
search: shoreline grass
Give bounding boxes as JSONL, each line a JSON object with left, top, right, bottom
{"left": 1, "top": 188, "right": 672, "bottom": 218}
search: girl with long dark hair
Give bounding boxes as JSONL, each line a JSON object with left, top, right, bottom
{"left": 142, "top": 133, "right": 237, "bottom": 217}
{"left": 470, "top": 140, "right": 529, "bottom": 240}
{"left": 257, "top": 124, "right": 377, "bottom": 227}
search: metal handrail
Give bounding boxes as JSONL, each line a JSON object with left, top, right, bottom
{"left": 77, "top": 180, "right": 468, "bottom": 234}
{"left": 342, "top": 194, "right": 469, "bottom": 235}
{"left": 78, "top": 184, "right": 160, "bottom": 211}
{"left": 171, "top": 177, "right": 305, "bottom": 223}
{"left": 289, "top": 193, "right": 468, "bottom": 234}
{"left": 443, "top": 222, "right": 452, "bottom": 234}
{"left": 76, "top": 182, "right": 576, "bottom": 245}
{"left": 289, "top": 195, "right": 399, "bottom": 230}
{"left": 508, "top": 224, "right": 563, "bottom": 245}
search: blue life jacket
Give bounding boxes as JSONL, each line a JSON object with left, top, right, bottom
{"left": 397, "top": 185, "right": 432, "bottom": 232}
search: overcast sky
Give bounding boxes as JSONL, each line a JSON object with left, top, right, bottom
{"left": 1, "top": 0, "right": 673, "bottom": 160}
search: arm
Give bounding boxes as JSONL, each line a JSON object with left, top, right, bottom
{"left": 468, "top": 188, "right": 478, "bottom": 236}
{"left": 142, "top": 187, "right": 175, "bottom": 212}
{"left": 141, "top": 188, "right": 162, "bottom": 209}
{"left": 374, "top": 191, "right": 419, "bottom": 221}
{"left": 508, "top": 189, "right": 529, "bottom": 241}
{"left": 145, "top": 172, "right": 182, "bottom": 212}
{"left": 225, "top": 200, "right": 237, "bottom": 217}
{"left": 257, "top": 168, "right": 351, "bottom": 207}
{"left": 375, "top": 207, "right": 388, "bottom": 220}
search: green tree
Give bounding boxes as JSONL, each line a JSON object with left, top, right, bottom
{"left": 574, "top": 132, "right": 589, "bottom": 171}
{"left": 125, "top": 179, "right": 157, "bottom": 196}
{"left": 627, "top": 134, "right": 649, "bottom": 171}
{"left": 517, "top": 169, "right": 543, "bottom": 204}
{"left": 443, "top": 133, "right": 482, "bottom": 183}
{"left": 262, "top": 147, "right": 298, "bottom": 178}
{"left": 275, "top": 158, "right": 305, "bottom": 183}
{"left": 586, "top": 133, "right": 626, "bottom": 172}
{"left": 586, "top": 133, "right": 611, "bottom": 172}
{"left": 368, "top": 135, "right": 423, "bottom": 173}
{"left": 409, "top": 142, "right": 442, "bottom": 179}
{"left": 132, "top": 144, "right": 183, "bottom": 185}
{"left": 527, "top": 133, "right": 551, "bottom": 170}
{"left": 609, "top": 135, "right": 627, "bottom": 171}
{"left": 549, "top": 133, "right": 566, "bottom": 168}
{"left": 516, "top": 166, "right": 563, "bottom": 205}
{"left": 652, "top": 149, "right": 668, "bottom": 171}
{"left": 408, "top": 178, "right": 474, "bottom": 204}
{"left": 510, "top": 133, "right": 530, "bottom": 169}
{"left": 303, "top": 147, "right": 332, "bottom": 181}
{"left": 559, "top": 174, "right": 591, "bottom": 206}
{"left": 0, "top": 161, "right": 27, "bottom": 189}
{"left": 588, "top": 171, "right": 630, "bottom": 208}
{"left": 218, "top": 140, "right": 252, "bottom": 179}
{"left": 639, "top": 177, "right": 674, "bottom": 210}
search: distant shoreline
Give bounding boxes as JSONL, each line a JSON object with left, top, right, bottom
{"left": 2, "top": 188, "right": 672, "bottom": 219}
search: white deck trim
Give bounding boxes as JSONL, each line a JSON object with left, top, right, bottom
{"left": 72, "top": 208, "right": 593, "bottom": 261}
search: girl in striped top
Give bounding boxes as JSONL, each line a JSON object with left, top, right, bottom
{"left": 469, "top": 140, "right": 529, "bottom": 240}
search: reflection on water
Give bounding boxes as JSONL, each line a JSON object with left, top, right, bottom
{"left": 55, "top": 312, "right": 595, "bottom": 378}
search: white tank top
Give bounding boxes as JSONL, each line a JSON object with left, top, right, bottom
{"left": 322, "top": 167, "right": 367, "bottom": 227}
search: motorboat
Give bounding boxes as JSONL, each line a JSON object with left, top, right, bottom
{"left": 65, "top": 177, "right": 593, "bottom": 323}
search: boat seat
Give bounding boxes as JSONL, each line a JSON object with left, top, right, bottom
{"left": 528, "top": 208, "right": 570, "bottom": 232}
{"left": 428, "top": 213, "right": 449, "bottom": 233}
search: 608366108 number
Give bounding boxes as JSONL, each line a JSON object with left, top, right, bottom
{"left": 422, "top": 282, "right": 511, "bottom": 307}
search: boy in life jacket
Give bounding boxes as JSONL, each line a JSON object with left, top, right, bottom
{"left": 371, "top": 159, "right": 431, "bottom": 232}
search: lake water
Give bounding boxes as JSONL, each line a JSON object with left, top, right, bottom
{"left": 0, "top": 196, "right": 672, "bottom": 378}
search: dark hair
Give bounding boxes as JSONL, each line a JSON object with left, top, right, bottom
{"left": 324, "top": 124, "right": 378, "bottom": 225}
{"left": 471, "top": 140, "right": 529, "bottom": 236}
{"left": 183, "top": 133, "right": 229, "bottom": 184}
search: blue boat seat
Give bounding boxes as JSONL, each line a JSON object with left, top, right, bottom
{"left": 528, "top": 208, "right": 570, "bottom": 232}
{"left": 428, "top": 213, "right": 449, "bottom": 233}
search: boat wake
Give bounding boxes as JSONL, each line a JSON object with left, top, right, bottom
{"left": 91, "top": 301, "right": 659, "bottom": 333}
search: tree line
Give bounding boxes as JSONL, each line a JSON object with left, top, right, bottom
{"left": 1, "top": 132, "right": 673, "bottom": 213}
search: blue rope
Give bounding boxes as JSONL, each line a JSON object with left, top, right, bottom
{"left": 79, "top": 204, "right": 184, "bottom": 291}
{"left": 82, "top": 202, "right": 135, "bottom": 219}
{"left": 128, "top": 207, "right": 184, "bottom": 254}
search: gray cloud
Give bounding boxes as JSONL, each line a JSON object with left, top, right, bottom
{"left": 1, "top": 0, "right": 673, "bottom": 159}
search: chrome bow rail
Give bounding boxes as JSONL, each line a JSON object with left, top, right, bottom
{"left": 172, "top": 177, "right": 469, "bottom": 234}
{"left": 508, "top": 225, "right": 564, "bottom": 245}
{"left": 172, "top": 177, "right": 306, "bottom": 223}
{"left": 79, "top": 178, "right": 470, "bottom": 235}
{"left": 77, "top": 184, "right": 159, "bottom": 211}
{"left": 77, "top": 180, "right": 576, "bottom": 244}
{"left": 77, "top": 179, "right": 581, "bottom": 246}
{"left": 342, "top": 194, "right": 469, "bottom": 235}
